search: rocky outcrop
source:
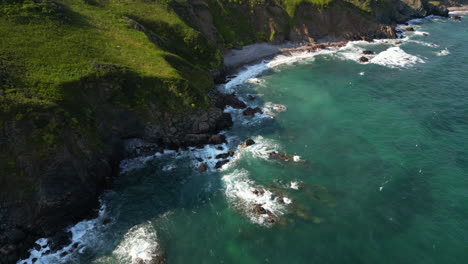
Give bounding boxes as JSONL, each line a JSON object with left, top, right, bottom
{"left": 0, "top": 75, "right": 233, "bottom": 263}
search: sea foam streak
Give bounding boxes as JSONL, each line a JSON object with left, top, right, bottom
{"left": 222, "top": 169, "right": 290, "bottom": 226}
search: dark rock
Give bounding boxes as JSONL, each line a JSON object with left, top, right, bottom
{"left": 251, "top": 188, "right": 264, "bottom": 196}
{"left": 453, "top": 16, "right": 462, "bottom": 22}
{"left": 34, "top": 244, "right": 41, "bottom": 251}
{"left": 102, "top": 218, "right": 111, "bottom": 225}
{"left": 215, "top": 93, "right": 247, "bottom": 109}
{"left": 72, "top": 242, "right": 80, "bottom": 249}
{"left": 395, "top": 41, "right": 403, "bottom": 45}
{"left": 208, "top": 134, "right": 226, "bottom": 145}
{"left": 215, "top": 113, "right": 233, "bottom": 131}
{"left": 241, "top": 138, "right": 255, "bottom": 148}
{"left": 247, "top": 95, "right": 256, "bottom": 100}
{"left": 59, "top": 251, "right": 68, "bottom": 258}
{"left": 215, "top": 152, "right": 235, "bottom": 159}
{"left": 422, "top": 33, "right": 429, "bottom": 36}
{"left": 243, "top": 107, "right": 263, "bottom": 117}
{"left": 405, "top": 27, "right": 415, "bottom": 31}
{"left": 0, "top": 245, "right": 15, "bottom": 255}
{"left": 216, "top": 146, "right": 224, "bottom": 151}
{"left": 253, "top": 204, "right": 267, "bottom": 215}
{"left": 215, "top": 160, "right": 229, "bottom": 169}
{"left": 49, "top": 231, "right": 71, "bottom": 252}
{"left": 198, "top": 163, "right": 208, "bottom": 173}
{"left": 359, "top": 56, "right": 369, "bottom": 63}
{"left": 32, "top": 258, "right": 37, "bottom": 263}
{"left": 196, "top": 157, "right": 203, "bottom": 162}
{"left": 6, "top": 229, "right": 26, "bottom": 243}
{"left": 360, "top": 36, "right": 373, "bottom": 42}
{"left": 150, "top": 253, "right": 167, "bottom": 264}
{"left": 362, "top": 50, "right": 374, "bottom": 55}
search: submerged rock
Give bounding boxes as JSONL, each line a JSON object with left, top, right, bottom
{"left": 453, "top": 16, "right": 462, "bottom": 22}
{"left": 363, "top": 50, "right": 374, "bottom": 55}
{"left": 198, "top": 163, "right": 208, "bottom": 172}
{"left": 268, "top": 151, "right": 305, "bottom": 164}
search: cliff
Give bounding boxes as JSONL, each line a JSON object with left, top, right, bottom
{"left": 0, "top": 0, "right": 452, "bottom": 263}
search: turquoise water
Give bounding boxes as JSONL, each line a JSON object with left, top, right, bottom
{"left": 20, "top": 16, "right": 468, "bottom": 264}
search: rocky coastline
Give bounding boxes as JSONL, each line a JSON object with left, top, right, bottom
{"left": 0, "top": 0, "right": 459, "bottom": 263}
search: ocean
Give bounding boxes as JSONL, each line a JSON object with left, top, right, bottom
{"left": 19, "top": 14, "right": 468, "bottom": 264}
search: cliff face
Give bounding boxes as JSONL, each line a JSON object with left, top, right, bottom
{"left": 175, "top": 0, "right": 448, "bottom": 50}
{"left": 0, "top": 0, "right": 451, "bottom": 263}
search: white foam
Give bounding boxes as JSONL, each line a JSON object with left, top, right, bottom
{"left": 120, "top": 150, "right": 176, "bottom": 174}
{"left": 245, "top": 78, "right": 264, "bottom": 85}
{"left": 414, "top": 31, "right": 430, "bottom": 36}
{"left": 450, "top": 11, "right": 468, "bottom": 15}
{"left": 162, "top": 164, "right": 176, "bottom": 172}
{"left": 222, "top": 169, "right": 289, "bottom": 226}
{"left": 223, "top": 49, "right": 335, "bottom": 92}
{"left": 18, "top": 202, "right": 109, "bottom": 264}
{"left": 370, "top": 47, "right": 424, "bottom": 68}
{"left": 436, "top": 48, "right": 450, "bottom": 56}
{"left": 407, "top": 39, "right": 439, "bottom": 48}
{"left": 283, "top": 197, "right": 293, "bottom": 204}
{"left": 186, "top": 140, "right": 234, "bottom": 172}
{"left": 113, "top": 222, "right": 161, "bottom": 264}
{"left": 293, "top": 155, "right": 302, "bottom": 162}
{"left": 290, "top": 181, "right": 301, "bottom": 190}
{"left": 241, "top": 136, "right": 280, "bottom": 161}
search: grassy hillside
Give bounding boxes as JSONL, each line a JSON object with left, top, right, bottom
{"left": 0, "top": 0, "right": 222, "bottom": 115}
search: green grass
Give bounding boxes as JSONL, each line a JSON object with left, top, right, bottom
{"left": 0, "top": 0, "right": 219, "bottom": 112}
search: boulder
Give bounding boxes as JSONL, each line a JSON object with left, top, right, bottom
{"left": 253, "top": 204, "right": 267, "bottom": 215}
{"left": 215, "top": 93, "right": 247, "bottom": 109}
{"left": 247, "top": 95, "right": 256, "bottom": 100}
{"left": 208, "top": 134, "right": 226, "bottom": 145}
{"left": 241, "top": 138, "right": 255, "bottom": 147}
{"left": 215, "top": 152, "right": 235, "bottom": 159}
{"left": 243, "top": 107, "right": 263, "bottom": 117}
{"left": 359, "top": 56, "right": 369, "bottom": 63}
{"left": 405, "top": 27, "right": 415, "bottom": 31}
{"left": 362, "top": 50, "right": 374, "bottom": 55}
{"left": 453, "top": 16, "right": 462, "bottom": 22}
{"left": 215, "top": 160, "right": 229, "bottom": 169}
{"left": 6, "top": 229, "right": 26, "bottom": 244}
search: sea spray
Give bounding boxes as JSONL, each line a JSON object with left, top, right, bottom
{"left": 113, "top": 222, "right": 162, "bottom": 264}
{"left": 222, "top": 169, "right": 290, "bottom": 226}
